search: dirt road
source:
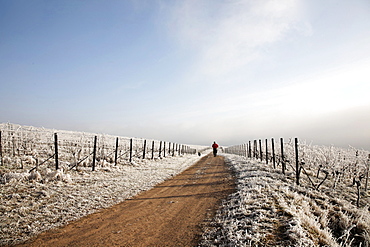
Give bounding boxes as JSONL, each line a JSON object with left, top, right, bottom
{"left": 18, "top": 154, "right": 235, "bottom": 247}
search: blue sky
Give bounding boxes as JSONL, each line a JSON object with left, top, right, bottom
{"left": 1, "top": 0, "right": 370, "bottom": 149}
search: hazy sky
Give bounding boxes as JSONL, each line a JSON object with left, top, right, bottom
{"left": 1, "top": 0, "right": 370, "bottom": 150}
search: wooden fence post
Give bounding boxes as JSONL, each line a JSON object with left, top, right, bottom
{"left": 151, "top": 140, "right": 155, "bottom": 160}
{"left": 265, "top": 139, "right": 268, "bottom": 164}
{"left": 168, "top": 142, "right": 171, "bottom": 156}
{"left": 253, "top": 140, "right": 257, "bottom": 158}
{"left": 281, "top": 137, "right": 285, "bottom": 175}
{"left": 250, "top": 141, "right": 252, "bottom": 157}
{"left": 254, "top": 140, "right": 257, "bottom": 158}
{"left": 272, "top": 138, "right": 276, "bottom": 169}
{"left": 54, "top": 133, "right": 59, "bottom": 170}
{"left": 159, "top": 141, "right": 162, "bottom": 158}
{"left": 142, "top": 139, "right": 147, "bottom": 159}
{"left": 12, "top": 136, "right": 15, "bottom": 157}
{"left": 92, "top": 136, "right": 97, "bottom": 171}
{"left": 129, "top": 138, "right": 133, "bottom": 163}
{"left": 114, "top": 137, "right": 119, "bottom": 166}
{"left": 259, "top": 139, "right": 263, "bottom": 162}
{"left": 295, "top": 137, "right": 300, "bottom": 185}
{"left": 365, "top": 154, "right": 370, "bottom": 191}
{"left": 172, "top": 143, "right": 175, "bottom": 156}
{"left": 163, "top": 141, "right": 166, "bottom": 158}
{"left": 0, "top": 130, "right": 2, "bottom": 165}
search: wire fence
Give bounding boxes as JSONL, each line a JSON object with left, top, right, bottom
{"left": 0, "top": 123, "right": 197, "bottom": 172}
{"left": 224, "top": 137, "right": 370, "bottom": 207}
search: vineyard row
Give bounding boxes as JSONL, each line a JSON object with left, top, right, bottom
{"left": 224, "top": 138, "right": 370, "bottom": 207}
{"left": 0, "top": 125, "right": 198, "bottom": 172}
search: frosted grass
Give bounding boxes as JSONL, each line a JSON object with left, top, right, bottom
{"left": 0, "top": 154, "right": 204, "bottom": 246}
{"left": 199, "top": 154, "right": 370, "bottom": 247}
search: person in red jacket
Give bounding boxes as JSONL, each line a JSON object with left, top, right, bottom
{"left": 212, "top": 141, "right": 219, "bottom": 157}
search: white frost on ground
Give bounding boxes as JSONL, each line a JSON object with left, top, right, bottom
{"left": 199, "top": 154, "right": 370, "bottom": 247}
{"left": 0, "top": 153, "right": 205, "bottom": 246}
{"left": 1, "top": 124, "right": 370, "bottom": 247}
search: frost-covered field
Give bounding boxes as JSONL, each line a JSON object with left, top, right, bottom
{"left": 0, "top": 123, "right": 208, "bottom": 245}
{"left": 0, "top": 153, "right": 205, "bottom": 246}
{"left": 200, "top": 154, "right": 370, "bottom": 247}
{"left": 1, "top": 123, "right": 370, "bottom": 246}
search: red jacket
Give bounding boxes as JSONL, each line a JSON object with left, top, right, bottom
{"left": 212, "top": 143, "right": 219, "bottom": 149}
